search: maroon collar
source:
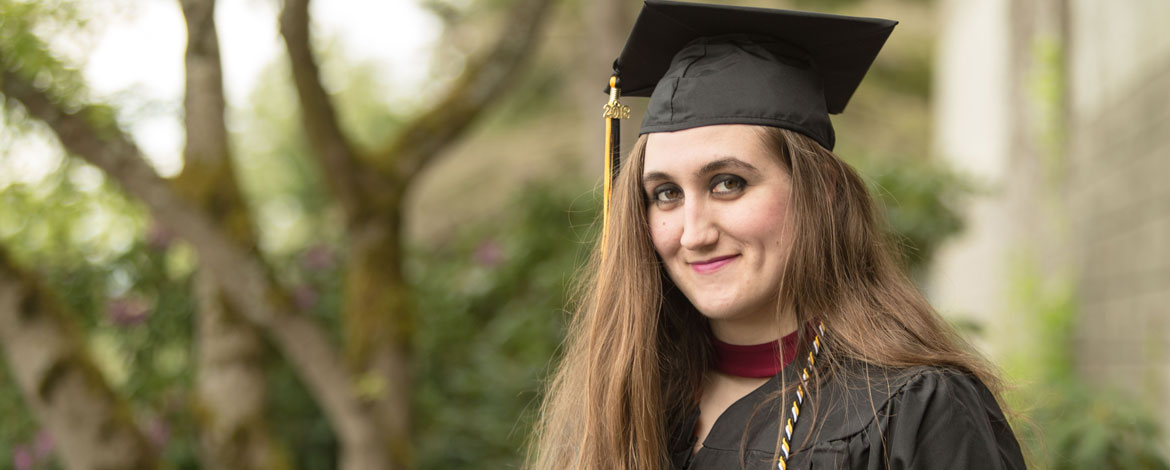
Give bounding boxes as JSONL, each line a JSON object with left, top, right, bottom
{"left": 711, "top": 330, "right": 800, "bottom": 378}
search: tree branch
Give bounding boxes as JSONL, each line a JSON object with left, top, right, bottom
{"left": 0, "top": 248, "right": 160, "bottom": 469}
{"left": 0, "top": 69, "right": 384, "bottom": 463}
{"left": 176, "top": 0, "right": 254, "bottom": 250}
{"left": 179, "top": 0, "right": 230, "bottom": 173}
{"left": 177, "top": 1, "right": 288, "bottom": 467}
{"left": 279, "top": 0, "right": 365, "bottom": 219}
{"left": 375, "top": 0, "right": 556, "bottom": 188}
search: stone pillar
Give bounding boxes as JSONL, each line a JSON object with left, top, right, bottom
{"left": 929, "top": 0, "right": 1015, "bottom": 357}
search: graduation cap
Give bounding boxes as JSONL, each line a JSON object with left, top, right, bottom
{"left": 600, "top": 0, "right": 897, "bottom": 238}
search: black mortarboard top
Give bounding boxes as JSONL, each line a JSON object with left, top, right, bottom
{"left": 598, "top": 1, "right": 896, "bottom": 249}
{"left": 609, "top": 0, "right": 897, "bottom": 151}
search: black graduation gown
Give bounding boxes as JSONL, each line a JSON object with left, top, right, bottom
{"left": 668, "top": 364, "right": 1026, "bottom": 469}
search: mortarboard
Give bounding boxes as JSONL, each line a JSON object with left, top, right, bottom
{"left": 600, "top": 0, "right": 897, "bottom": 238}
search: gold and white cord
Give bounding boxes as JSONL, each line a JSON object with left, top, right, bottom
{"left": 777, "top": 321, "right": 826, "bottom": 470}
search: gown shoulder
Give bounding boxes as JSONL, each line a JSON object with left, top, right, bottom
{"left": 672, "top": 364, "right": 1027, "bottom": 470}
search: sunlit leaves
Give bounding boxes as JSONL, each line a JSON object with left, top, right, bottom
{"left": 0, "top": 0, "right": 90, "bottom": 110}
{"left": 410, "top": 183, "right": 597, "bottom": 468}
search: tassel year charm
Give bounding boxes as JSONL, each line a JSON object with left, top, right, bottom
{"left": 601, "top": 74, "right": 629, "bottom": 249}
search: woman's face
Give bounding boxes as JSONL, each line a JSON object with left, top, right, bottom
{"left": 643, "top": 124, "right": 793, "bottom": 340}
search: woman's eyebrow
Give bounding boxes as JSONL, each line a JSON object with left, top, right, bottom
{"left": 642, "top": 157, "right": 759, "bottom": 184}
{"left": 642, "top": 171, "right": 671, "bottom": 184}
{"left": 697, "top": 157, "right": 759, "bottom": 177}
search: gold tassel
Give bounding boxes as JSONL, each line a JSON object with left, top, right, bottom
{"left": 601, "top": 74, "right": 630, "bottom": 252}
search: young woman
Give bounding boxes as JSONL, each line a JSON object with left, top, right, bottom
{"left": 529, "top": 2, "right": 1025, "bottom": 469}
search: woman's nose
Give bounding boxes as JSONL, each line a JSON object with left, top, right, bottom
{"left": 679, "top": 202, "right": 718, "bottom": 250}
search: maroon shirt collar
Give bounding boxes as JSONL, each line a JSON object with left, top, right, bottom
{"left": 711, "top": 329, "right": 800, "bottom": 378}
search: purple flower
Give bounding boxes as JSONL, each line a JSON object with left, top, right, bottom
{"left": 145, "top": 221, "right": 174, "bottom": 251}
{"left": 473, "top": 239, "right": 504, "bottom": 267}
{"left": 32, "top": 430, "right": 53, "bottom": 460}
{"left": 145, "top": 416, "right": 170, "bottom": 449}
{"left": 106, "top": 295, "right": 151, "bottom": 327}
{"left": 12, "top": 445, "right": 32, "bottom": 470}
{"left": 301, "top": 245, "right": 336, "bottom": 272}
{"left": 293, "top": 284, "right": 319, "bottom": 311}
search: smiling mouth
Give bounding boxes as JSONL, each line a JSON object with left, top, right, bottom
{"left": 689, "top": 254, "right": 739, "bottom": 274}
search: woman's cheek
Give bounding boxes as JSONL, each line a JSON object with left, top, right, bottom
{"left": 648, "top": 211, "right": 680, "bottom": 258}
{"left": 731, "top": 191, "right": 789, "bottom": 240}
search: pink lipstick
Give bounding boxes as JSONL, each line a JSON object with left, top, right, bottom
{"left": 690, "top": 255, "right": 739, "bottom": 274}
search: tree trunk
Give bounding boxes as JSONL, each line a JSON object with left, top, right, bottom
{"left": 344, "top": 215, "right": 413, "bottom": 466}
{"left": 194, "top": 271, "right": 286, "bottom": 469}
{"left": 177, "top": 0, "right": 286, "bottom": 467}
{"left": 0, "top": 249, "right": 160, "bottom": 470}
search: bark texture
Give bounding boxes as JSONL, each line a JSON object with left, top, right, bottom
{"left": 0, "top": 249, "right": 159, "bottom": 470}
{"left": 193, "top": 270, "right": 282, "bottom": 469}
{"left": 177, "top": 0, "right": 285, "bottom": 467}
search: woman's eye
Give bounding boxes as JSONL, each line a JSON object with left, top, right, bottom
{"left": 653, "top": 185, "right": 682, "bottom": 203}
{"left": 712, "top": 175, "right": 746, "bottom": 194}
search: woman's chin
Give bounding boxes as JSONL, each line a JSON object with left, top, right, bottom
{"left": 693, "top": 302, "right": 751, "bottom": 322}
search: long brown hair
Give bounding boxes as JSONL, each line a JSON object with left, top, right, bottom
{"left": 527, "top": 126, "right": 1002, "bottom": 470}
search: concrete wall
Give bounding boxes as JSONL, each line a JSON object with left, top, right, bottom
{"left": 1066, "top": 0, "right": 1170, "bottom": 420}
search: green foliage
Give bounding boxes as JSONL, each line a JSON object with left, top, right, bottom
{"left": 0, "top": 0, "right": 91, "bottom": 108}
{"left": 0, "top": 156, "right": 200, "bottom": 467}
{"left": 44, "top": 239, "right": 204, "bottom": 468}
{"left": 1005, "top": 263, "right": 1170, "bottom": 469}
{"left": 231, "top": 57, "right": 334, "bottom": 256}
{"left": 409, "top": 182, "right": 597, "bottom": 469}
{"left": 1027, "top": 35, "right": 1067, "bottom": 186}
{"left": 0, "top": 366, "right": 50, "bottom": 469}
{"left": 267, "top": 342, "right": 338, "bottom": 470}
{"left": 0, "top": 160, "right": 144, "bottom": 266}
{"left": 857, "top": 156, "right": 971, "bottom": 276}
{"left": 866, "top": 36, "right": 933, "bottom": 102}
{"left": 263, "top": 248, "right": 345, "bottom": 470}
{"left": 1027, "top": 379, "right": 1170, "bottom": 470}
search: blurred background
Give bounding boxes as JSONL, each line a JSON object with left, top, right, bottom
{"left": 0, "top": 0, "right": 1166, "bottom": 469}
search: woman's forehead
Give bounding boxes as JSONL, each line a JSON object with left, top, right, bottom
{"left": 643, "top": 125, "right": 774, "bottom": 175}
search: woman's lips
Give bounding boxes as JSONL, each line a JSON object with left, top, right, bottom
{"left": 690, "top": 255, "right": 739, "bottom": 274}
